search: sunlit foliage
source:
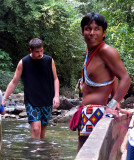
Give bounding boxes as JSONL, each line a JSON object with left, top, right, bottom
{"left": 0, "top": 0, "right": 133, "bottom": 92}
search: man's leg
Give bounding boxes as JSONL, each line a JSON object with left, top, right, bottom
{"left": 25, "top": 103, "right": 43, "bottom": 138}
{"left": 40, "top": 126, "right": 47, "bottom": 138}
{"left": 77, "top": 134, "right": 88, "bottom": 152}
{"left": 40, "top": 105, "right": 52, "bottom": 138}
{"left": 30, "top": 121, "right": 41, "bottom": 138}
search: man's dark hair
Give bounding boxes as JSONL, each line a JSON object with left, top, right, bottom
{"left": 81, "top": 12, "right": 107, "bottom": 33}
{"left": 29, "top": 38, "right": 43, "bottom": 51}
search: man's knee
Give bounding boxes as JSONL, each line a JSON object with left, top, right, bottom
{"left": 31, "top": 122, "right": 41, "bottom": 135}
{"left": 32, "top": 125, "right": 40, "bottom": 132}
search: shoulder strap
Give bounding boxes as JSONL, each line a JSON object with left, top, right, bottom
{"left": 81, "top": 41, "right": 106, "bottom": 77}
{"left": 86, "top": 41, "right": 106, "bottom": 68}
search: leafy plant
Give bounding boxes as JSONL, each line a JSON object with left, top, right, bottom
{"left": 0, "top": 49, "right": 13, "bottom": 70}
{"left": 0, "top": 70, "right": 23, "bottom": 93}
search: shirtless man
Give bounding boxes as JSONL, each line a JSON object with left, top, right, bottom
{"left": 78, "top": 12, "right": 131, "bottom": 151}
{"left": 2, "top": 38, "right": 60, "bottom": 138}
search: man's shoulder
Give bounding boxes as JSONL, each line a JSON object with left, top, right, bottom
{"left": 43, "top": 54, "right": 53, "bottom": 62}
{"left": 99, "top": 44, "right": 118, "bottom": 56}
{"left": 43, "top": 54, "right": 52, "bottom": 59}
{"left": 99, "top": 43, "right": 120, "bottom": 65}
{"left": 22, "top": 54, "right": 30, "bottom": 61}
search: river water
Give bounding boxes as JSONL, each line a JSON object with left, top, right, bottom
{"left": 0, "top": 119, "right": 78, "bottom": 160}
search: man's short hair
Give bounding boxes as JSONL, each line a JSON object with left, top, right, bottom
{"left": 29, "top": 38, "right": 43, "bottom": 51}
{"left": 81, "top": 12, "right": 107, "bottom": 33}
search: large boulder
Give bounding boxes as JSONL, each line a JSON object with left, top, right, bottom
{"left": 58, "top": 96, "right": 81, "bottom": 110}
{"left": 121, "top": 96, "right": 134, "bottom": 109}
{"left": 51, "top": 107, "right": 77, "bottom": 123}
{"left": 58, "top": 97, "right": 75, "bottom": 110}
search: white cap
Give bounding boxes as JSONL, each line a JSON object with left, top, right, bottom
{"left": 0, "top": 90, "right": 2, "bottom": 106}
{"left": 129, "top": 128, "right": 134, "bottom": 146}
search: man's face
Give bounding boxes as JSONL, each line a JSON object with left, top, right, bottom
{"left": 30, "top": 47, "right": 44, "bottom": 59}
{"left": 82, "top": 21, "right": 106, "bottom": 49}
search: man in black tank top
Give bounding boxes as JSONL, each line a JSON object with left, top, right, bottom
{"left": 2, "top": 38, "right": 60, "bottom": 138}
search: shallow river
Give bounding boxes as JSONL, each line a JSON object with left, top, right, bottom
{"left": 0, "top": 119, "right": 78, "bottom": 160}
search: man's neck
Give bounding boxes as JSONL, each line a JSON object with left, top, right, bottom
{"left": 87, "top": 42, "right": 104, "bottom": 53}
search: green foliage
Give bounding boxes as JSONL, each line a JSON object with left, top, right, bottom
{"left": 0, "top": 49, "right": 13, "bottom": 70}
{"left": 0, "top": 70, "right": 23, "bottom": 93}
{"left": 66, "top": 0, "right": 97, "bottom": 15}
{"left": 107, "top": 23, "right": 134, "bottom": 81}
{"left": 99, "top": 0, "right": 134, "bottom": 83}
{"left": 0, "top": 0, "right": 85, "bottom": 88}
{"left": 0, "top": 0, "right": 133, "bottom": 90}
{"left": 38, "top": 1, "right": 85, "bottom": 88}
{"left": 0, "top": 0, "right": 45, "bottom": 65}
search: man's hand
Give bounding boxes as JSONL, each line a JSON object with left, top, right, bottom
{"left": 2, "top": 99, "right": 6, "bottom": 106}
{"left": 117, "top": 108, "right": 132, "bottom": 118}
{"left": 104, "top": 107, "right": 119, "bottom": 118}
{"left": 53, "top": 96, "right": 60, "bottom": 109}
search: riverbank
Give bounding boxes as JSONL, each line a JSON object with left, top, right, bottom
{"left": 1, "top": 93, "right": 81, "bottom": 123}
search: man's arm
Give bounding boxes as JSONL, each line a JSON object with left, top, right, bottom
{"left": 0, "top": 90, "right": 5, "bottom": 115}
{"left": 52, "top": 59, "right": 60, "bottom": 109}
{"left": 2, "top": 60, "right": 23, "bottom": 105}
{"left": 110, "top": 77, "right": 118, "bottom": 98}
{"left": 101, "top": 45, "right": 131, "bottom": 103}
{"left": 110, "top": 77, "right": 132, "bottom": 117}
{"left": 101, "top": 45, "right": 131, "bottom": 118}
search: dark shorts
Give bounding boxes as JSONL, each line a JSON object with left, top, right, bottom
{"left": 25, "top": 103, "right": 52, "bottom": 126}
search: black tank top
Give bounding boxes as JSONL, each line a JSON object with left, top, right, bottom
{"left": 22, "top": 54, "right": 54, "bottom": 106}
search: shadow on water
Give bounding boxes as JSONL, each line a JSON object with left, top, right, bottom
{"left": 0, "top": 119, "right": 77, "bottom": 160}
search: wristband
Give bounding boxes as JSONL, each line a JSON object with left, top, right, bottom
{"left": 107, "top": 99, "right": 118, "bottom": 109}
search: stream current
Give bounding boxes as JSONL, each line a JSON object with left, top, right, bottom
{"left": 0, "top": 119, "right": 77, "bottom": 160}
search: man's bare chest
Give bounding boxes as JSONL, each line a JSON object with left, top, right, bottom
{"left": 86, "top": 55, "right": 106, "bottom": 78}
